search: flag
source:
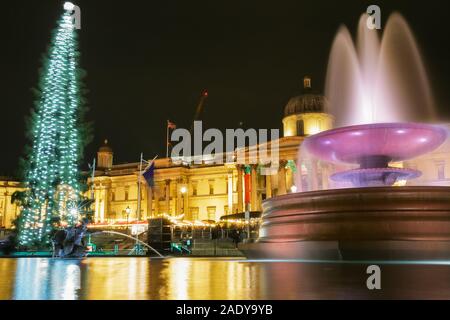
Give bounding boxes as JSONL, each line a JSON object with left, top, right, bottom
{"left": 244, "top": 166, "right": 251, "bottom": 205}
{"left": 142, "top": 162, "right": 155, "bottom": 187}
{"left": 167, "top": 120, "right": 176, "bottom": 129}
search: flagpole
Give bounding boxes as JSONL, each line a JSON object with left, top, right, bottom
{"left": 166, "top": 120, "right": 169, "bottom": 158}
{"left": 137, "top": 153, "right": 143, "bottom": 221}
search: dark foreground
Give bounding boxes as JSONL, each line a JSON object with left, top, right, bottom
{"left": 1, "top": 257, "right": 450, "bottom": 300}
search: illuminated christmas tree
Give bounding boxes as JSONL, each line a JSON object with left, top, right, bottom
{"left": 18, "top": 4, "right": 88, "bottom": 247}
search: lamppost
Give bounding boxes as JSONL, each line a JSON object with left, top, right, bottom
{"left": 180, "top": 186, "right": 187, "bottom": 215}
{"left": 179, "top": 186, "right": 187, "bottom": 239}
{"left": 126, "top": 206, "right": 131, "bottom": 235}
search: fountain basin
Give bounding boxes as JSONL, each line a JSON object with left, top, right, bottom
{"left": 302, "top": 123, "right": 447, "bottom": 186}
{"left": 304, "top": 123, "right": 447, "bottom": 165}
{"left": 242, "top": 187, "right": 450, "bottom": 260}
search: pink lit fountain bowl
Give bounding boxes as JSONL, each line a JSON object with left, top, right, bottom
{"left": 303, "top": 123, "right": 448, "bottom": 187}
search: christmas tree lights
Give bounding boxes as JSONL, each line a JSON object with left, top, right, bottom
{"left": 18, "top": 5, "right": 85, "bottom": 247}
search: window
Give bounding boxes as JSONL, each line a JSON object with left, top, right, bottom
{"left": 207, "top": 206, "right": 216, "bottom": 221}
{"left": 165, "top": 183, "right": 171, "bottom": 200}
{"left": 192, "top": 183, "right": 198, "bottom": 196}
{"left": 296, "top": 120, "right": 305, "bottom": 136}
{"left": 304, "top": 77, "right": 311, "bottom": 88}
{"left": 124, "top": 189, "right": 129, "bottom": 201}
{"left": 189, "top": 207, "right": 199, "bottom": 221}
{"left": 111, "top": 191, "right": 115, "bottom": 202}
{"left": 209, "top": 181, "right": 215, "bottom": 195}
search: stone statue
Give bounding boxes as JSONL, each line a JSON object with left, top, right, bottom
{"left": 52, "top": 218, "right": 88, "bottom": 258}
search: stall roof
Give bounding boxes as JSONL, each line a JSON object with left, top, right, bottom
{"left": 220, "top": 212, "right": 262, "bottom": 220}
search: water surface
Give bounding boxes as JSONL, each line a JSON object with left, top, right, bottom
{"left": 1, "top": 258, "right": 450, "bottom": 300}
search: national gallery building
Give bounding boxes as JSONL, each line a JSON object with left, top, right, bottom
{"left": 87, "top": 77, "right": 333, "bottom": 224}
{"left": 2, "top": 77, "right": 450, "bottom": 227}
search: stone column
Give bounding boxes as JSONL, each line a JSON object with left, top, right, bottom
{"left": 296, "top": 161, "right": 303, "bottom": 193}
{"left": 237, "top": 166, "right": 244, "bottom": 212}
{"left": 184, "top": 178, "right": 189, "bottom": 217}
{"left": 310, "top": 160, "right": 319, "bottom": 191}
{"left": 94, "top": 186, "right": 101, "bottom": 222}
{"left": 165, "top": 179, "right": 171, "bottom": 215}
{"left": 146, "top": 185, "right": 153, "bottom": 219}
{"left": 278, "top": 160, "right": 288, "bottom": 195}
{"left": 175, "top": 180, "right": 181, "bottom": 215}
{"left": 154, "top": 186, "right": 160, "bottom": 216}
{"left": 98, "top": 187, "right": 105, "bottom": 222}
{"left": 3, "top": 191, "right": 10, "bottom": 228}
{"left": 251, "top": 165, "right": 258, "bottom": 211}
{"left": 265, "top": 172, "right": 272, "bottom": 199}
{"left": 1, "top": 192, "right": 6, "bottom": 227}
{"left": 227, "top": 171, "right": 233, "bottom": 214}
{"left": 286, "top": 165, "right": 293, "bottom": 193}
{"left": 103, "top": 185, "right": 110, "bottom": 221}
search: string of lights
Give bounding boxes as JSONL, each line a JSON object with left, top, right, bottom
{"left": 18, "top": 6, "right": 82, "bottom": 246}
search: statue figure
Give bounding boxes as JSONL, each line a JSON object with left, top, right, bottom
{"left": 52, "top": 218, "right": 88, "bottom": 258}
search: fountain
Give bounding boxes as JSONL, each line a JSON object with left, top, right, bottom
{"left": 244, "top": 13, "right": 450, "bottom": 260}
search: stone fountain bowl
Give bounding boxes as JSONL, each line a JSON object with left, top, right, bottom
{"left": 303, "top": 123, "right": 448, "bottom": 165}
{"left": 242, "top": 186, "right": 450, "bottom": 261}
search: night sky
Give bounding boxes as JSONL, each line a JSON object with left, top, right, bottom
{"left": 1, "top": 0, "right": 449, "bottom": 177}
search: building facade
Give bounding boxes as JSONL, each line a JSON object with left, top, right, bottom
{"left": 87, "top": 77, "right": 333, "bottom": 223}
{"left": 0, "top": 179, "right": 23, "bottom": 229}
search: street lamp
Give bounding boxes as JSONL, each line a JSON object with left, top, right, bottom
{"left": 64, "top": 2, "right": 75, "bottom": 11}
{"left": 180, "top": 186, "right": 187, "bottom": 215}
{"left": 126, "top": 206, "right": 131, "bottom": 235}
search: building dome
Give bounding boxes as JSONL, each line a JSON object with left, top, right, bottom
{"left": 282, "top": 77, "right": 333, "bottom": 137}
{"left": 284, "top": 76, "right": 327, "bottom": 117}
{"left": 97, "top": 140, "right": 113, "bottom": 169}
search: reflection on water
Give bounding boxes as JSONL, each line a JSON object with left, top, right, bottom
{"left": 1, "top": 258, "right": 450, "bottom": 300}
{"left": 9, "top": 259, "right": 83, "bottom": 300}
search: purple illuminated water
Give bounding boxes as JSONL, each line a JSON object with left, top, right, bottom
{"left": 303, "top": 123, "right": 447, "bottom": 187}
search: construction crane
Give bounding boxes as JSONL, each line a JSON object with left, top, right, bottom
{"left": 190, "top": 89, "right": 208, "bottom": 132}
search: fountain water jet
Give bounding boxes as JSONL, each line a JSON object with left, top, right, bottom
{"left": 325, "top": 13, "right": 435, "bottom": 127}
{"left": 302, "top": 12, "right": 445, "bottom": 188}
